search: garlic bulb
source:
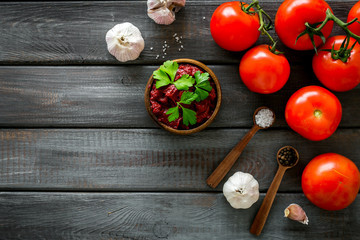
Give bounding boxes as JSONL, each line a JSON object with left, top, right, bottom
{"left": 147, "top": 0, "right": 186, "bottom": 25}
{"left": 223, "top": 171, "right": 259, "bottom": 209}
{"left": 105, "top": 23, "right": 145, "bottom": 62}
{"left": 284, "top": 203, "right": 309, "bottom": 225}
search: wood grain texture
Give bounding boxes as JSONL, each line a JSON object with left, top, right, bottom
{"left": 0, "top": 65, "right": 359, "bottom": 127}
{"left": 0, "top": 192, "right": 358, "bottom": 239}
{"left": 0, "top": 1, "right": 355, "bottom": 65}
{"left": 0, "top": 128, "right": 359, "bottom": 192}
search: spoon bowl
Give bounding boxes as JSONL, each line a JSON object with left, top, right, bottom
{"left": 253, "top": 106, "right": 275, "bottom": 129}
{"left": 277, "top": 146, "right": 299, "bottom": 168}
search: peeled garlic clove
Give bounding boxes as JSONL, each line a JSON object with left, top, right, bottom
{"left": 284, "top": 203, "right": 309, "bottom": 225}
{"left": 147, "top": 0, "right": 186, "bottom": 25}
{"left": 105, "top": 22, "right": 145, "bottom": 62}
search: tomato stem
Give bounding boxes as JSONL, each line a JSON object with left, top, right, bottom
{"left": 314, "top": 109, "right": 322, "bottom": 118}
{"left": 299, "top": 8, "right": 360, "bottom": 61}
{"left": 242, "top": 0, "right": 282, "bottom": 54}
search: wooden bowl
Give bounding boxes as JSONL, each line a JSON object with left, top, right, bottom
{"left": 144, "top": 58, "right": 222, "bottom": 135}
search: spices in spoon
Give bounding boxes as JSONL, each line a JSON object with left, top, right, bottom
{"left": 255, "top": 108, "right": 274, "bottom": 128}
{"left": 278, "top": 146, "right": 297, "bottom": 166}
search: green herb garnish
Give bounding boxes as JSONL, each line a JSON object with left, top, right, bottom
{"left": 154, "top": 60, "right": 179, "bottom": 89}
{"left": 166, "top": 92, "right": 198, "bottom": 126}
{"left": 194, "top": 71, "right": 212, "bottom": 101}
{"left": 173, "top": 74, "right": 195, "bottom": 91}
{"left": 153, "top": 61, "right": 214, "bottom": 127}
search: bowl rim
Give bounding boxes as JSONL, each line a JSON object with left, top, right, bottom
{"left": 144, "top": 58, "right": 222, "bottom": 135}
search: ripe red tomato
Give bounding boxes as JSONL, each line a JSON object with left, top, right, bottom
{"left": 285, "top": 86, "right": 342, "bottom": 141}
{"left": 302, "top": 153, "right": 360, "bottom": 211}
{"left": 275, "top": 0, "right": 334, "bottom": 50}
{"left": 239, "top": 45, "right": 290, "bottom": 94}
{"left": 348, "top": 1, "right": 360, "bottom": 36}
{"left": 210, "top": 1, "right": 260, "bottom": 51}
{"left": 313, "top": 36, "right": 360, "bottom": 92}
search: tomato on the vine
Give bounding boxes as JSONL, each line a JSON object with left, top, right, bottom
{"left": 239, "top": 45, "right": 290, "bottom": 94}
{"left": 348, "top": 1, "right": 360, "bottom": 36}
{"left": 302, "top": 153, "right": 360, "bottom": 211}
{"left": 275, "top": 0, "right": 334, "bottom": 50}
{"left": 285, "top": 86, "right": 342, "bottom": 141}
{"left": 210, "top": 1, "right": 260, "bottom": 51}
{"left": 313, "top": 36, "right": 360, "bottom": 92}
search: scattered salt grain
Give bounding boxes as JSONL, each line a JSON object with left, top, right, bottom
{"left": 255, "top": 108, "right": 274, "bottom": 128}
{"left": 162, "top": 56, "right": 165, "bottom": 58}
{"left": 173, "top": 33, "right": 177, "bottom": 37}
{"left": 203, "top": 17, "right": 206, "bottom": 20}
{"left": 156, "top": 55, "right": 160, "bottom": 59}
{"left": 150, "top": 47, "right": 153, "bottom": 51}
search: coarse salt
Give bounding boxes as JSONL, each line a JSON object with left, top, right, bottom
{"left": 255, "top": 108, "right": 274, "bottom": 128}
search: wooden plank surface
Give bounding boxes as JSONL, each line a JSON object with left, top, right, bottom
{"left": 0, "top": 1, "right": 353, "bottom": 65}
{"left": 0, "top": 128, "right": 359, "bottom": 192}
{"left": 0, "top": 66, "right": 359, "bottom": 127}
{"left": 0, "top": 192, "right": 358, "bottom": 239}
{"left": 1, "top": 0, "right": 360, "bottom": 239}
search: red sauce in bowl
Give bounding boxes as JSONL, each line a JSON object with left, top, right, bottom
{"left": 150, "top": 64, "right": 217, "bottom": 130}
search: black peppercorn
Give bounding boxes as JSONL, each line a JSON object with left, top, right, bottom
{"left": 278, "top": 147, "right": 298, "bottom": 166}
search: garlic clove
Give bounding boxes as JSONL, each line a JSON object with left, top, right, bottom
{"left": 147, "top": 0, "right": 186, "bottom": 25}
{"left": 284, "top": 203, "right": 309, "bottom": 225}
{"left": 105, "top": 22, "right": 145, "bottom": 62}
{"left": 223, "top": 172, "right": 260, "bottom": 209}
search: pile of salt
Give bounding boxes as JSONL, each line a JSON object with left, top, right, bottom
{"left": 255, "top": 108, "right": 274, "bottom": 128}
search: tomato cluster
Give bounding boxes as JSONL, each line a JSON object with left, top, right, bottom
{"left": 210, "top": 0, "right": 360, "bottom": 211}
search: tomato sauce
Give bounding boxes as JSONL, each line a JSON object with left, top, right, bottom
{"left": 150, "top": 64, "right": 217, "bottom": 130}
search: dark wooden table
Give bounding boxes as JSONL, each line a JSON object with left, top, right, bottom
{"left": 0, "top": 0, "right": 359, "bottom": 239}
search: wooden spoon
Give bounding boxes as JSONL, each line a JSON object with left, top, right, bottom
{"left": 250, "top": 146, "right": 300, "bottom": 236}
{"left": 206, "top": 107, "right": 275, "bottom": 189}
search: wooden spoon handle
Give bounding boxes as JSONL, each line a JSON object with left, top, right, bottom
{"left": 250, "top": 166, "right": 287, "bottom": 236}
{"left": 206, "top": 125, "right": 260, "bottom": 189}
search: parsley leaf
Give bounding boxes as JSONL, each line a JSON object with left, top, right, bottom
{"left": 173, "top": 74, "right": 195, "bottom": 91}
{"left": 181, "top": 106, "right": 197, "bottom": 126}
{"left": 195, "top": 88, "right": 210, "bottom": 101}
{"left": 179, "top": 91, "right": 198, "bottom": 105}
{"left": 194, "top": 71, "right": 212, "bottom": 101}
{"left": 154, "top": 69, "right": 171, "bottom": 88}
{"left": 166, "top": 91, "right": 198, "bottom": 126}
{"left": 194, "top": 71, "right": 210, "bottom": 85}
{"left": 166, "top": 106, "right": 180, "bottom": 122}
{"left": 153, "top": 60, "right": 179, "bottom": 89}
{"left": 160, "top": 60, "right": 178, "bottom": 82}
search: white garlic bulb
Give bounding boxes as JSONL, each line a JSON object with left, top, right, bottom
{"left": 105, "top": 23, "right": 145, "bottom": 62}
{"left": 147, "top": 0, "right": 186, "bottom": 25}
{"left": 223, "top": 171, "right": 260, "bottom": 209}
